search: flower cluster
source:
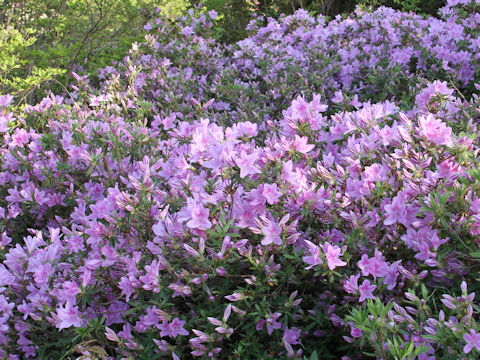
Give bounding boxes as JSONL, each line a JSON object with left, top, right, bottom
{"left": 0, "top": 0, "right": 479, "bottom": 359}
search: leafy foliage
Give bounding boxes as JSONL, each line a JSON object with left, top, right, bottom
{"left": 0, "top": 0, "right": 480, "bottom": 359}
{"left": 0, "top": 0, "right": 159, "bottom": 106}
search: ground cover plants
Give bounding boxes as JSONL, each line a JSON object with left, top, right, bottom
{"left": 1, "top": 0, "right": 480, "bottom": 359}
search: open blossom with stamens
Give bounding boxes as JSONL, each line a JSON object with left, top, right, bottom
{"left": 261, "top": 221, "right": 282, "bottom": 246}
{"left": 321, "top": 243, "right": 347, "bottom": 270}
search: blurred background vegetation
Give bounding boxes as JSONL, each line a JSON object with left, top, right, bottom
{"left": 0, "top": 0, "right": 446, "bottom": 107}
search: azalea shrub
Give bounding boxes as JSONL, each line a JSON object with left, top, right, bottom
{"left": 0, "top": 0, "right": 480, "bottom": 359}
{"left": 97, "top": 0, "right": 479, "bottom": 131}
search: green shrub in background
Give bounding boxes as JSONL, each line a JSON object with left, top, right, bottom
{"left": 0, "top": 0, "right": 448, "bottom": 106}
{"left": 188, "top": 0, "right": 446, "bottom": 43}
{"left": 0, "top": 0, "right": 164, "bottom": 106}
{"left": 0, "top": 26, "right": 66, "bottom": 109}
{"left": 356, "top": 0, "right": 446, "bottom": 15}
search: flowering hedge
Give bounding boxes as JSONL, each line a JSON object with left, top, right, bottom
{"left": 1, "top": 1, "right": 480, "bottom": 359}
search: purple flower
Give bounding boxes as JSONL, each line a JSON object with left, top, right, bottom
{"left": 225, "top": 292, "right": 243, "bottom": 302}
{"left": 118, "top": 323, "right": 138, "bottom": 349}
{"left": 464, "top": 329, "right": 480, "bottom": 354}
{"left": 359, "top": 250, "right": 388, "bottom": 280}
{"left": 302, "top": 240, "right": 322, "bottom": 269}
{"left": 358, "top": 280, "right": 376, "bottom": 302}
{"left": 181, "top": 26, "right": 194, "bottom": 37}
{"left": 236, "top": 151, "right": 260, "bottom": 178}
{"left": 56, "top": 302, "right": 82, "bottom": 330}
{"left": 256, "top": 312, "right": 282, "bottom": 335}
{"left": 59, "top": 281, "right": 80, "bottom": 303}
{"left": 418, "top": 114, "right": 453, "bottom": 147}
{"left": 105, "top": 327, "right": 119, "bottom": 342}
{"left": 160, "top": 318, "right": 189, "bottom": 338}
{"left": 106, "top": 301, "right": 129, "bottom": 326}
{"left": 290, "top": 135, "right": 315, "bottom": 154}
{"left": 344, "top": 274, "right": 360, "bottom": 294}
{"left": 169, "top": 318, "right": 189, "bottom": 337}
{"left": 144, "top": 22, "right": 153, "bottom": 32}
{"left": 261, "top": 221, "right": 282, "bottom": 246}
{"left": 283, "top": 326, "right": 301, "bottom": 357}
{"left": 262, "top": 183, "right": 282, "bottom": 205}
{"left": 358, "top": 254, "right": 371, "bottom": 276}
{"left": 384, "top": 261, "right": 401, "bottom": 290}
{"left": 118, "top": 276, "right": 135, "bottom": 302}
{"left": 0, "top": 95, "right": 13, "bottom": 107}
{"left": 0, "top": 114, "right": 10, "bottom": 133}
{"left": 33, "top": 263, "right": 53, "bottom": 286}
{"left": 322, "top": 243, "right": 347, "bottom": 270}
{"left": 0, "top": 265, "right": 14, "bottom": 287}
{"left": 185, "top": 198, "right": 212, "bottom": 230}
{"left": 168, "top": 282, "right": 192, "bottom": 298}
{"left": 415, "top": 80, "right": 454, "bottom": 108}
{"left": 384, "top": 195, "right": 407, "bottom": 226}
{"left": 139, "top": 259, "right": 164, "bottom": 291}
{"left": 350, "top": 326, "right": 362, "bottom": 338}
{"left": 332, "top": 90, "right": 344, "bottom": 103}
{"left": 283, "top": 326, "right": 301, "bottom": 345}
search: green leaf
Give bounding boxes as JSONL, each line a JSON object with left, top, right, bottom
{"left": 403, "top": 341, "right": 414, "bottom": 358}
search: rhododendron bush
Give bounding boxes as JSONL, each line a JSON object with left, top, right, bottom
{"left": 1, "top": 1, "right": 480, "bottom": 359}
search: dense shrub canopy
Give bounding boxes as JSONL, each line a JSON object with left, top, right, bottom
{"left": 0, "top": 0, "right": 480, "bottom": 359}
{"left": 0, "top": 0, "right": 161, "bottom": 106}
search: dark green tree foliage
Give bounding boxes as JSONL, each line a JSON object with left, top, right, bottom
{"left": 0, "top": 0, "right": 157, "bottom": 106}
